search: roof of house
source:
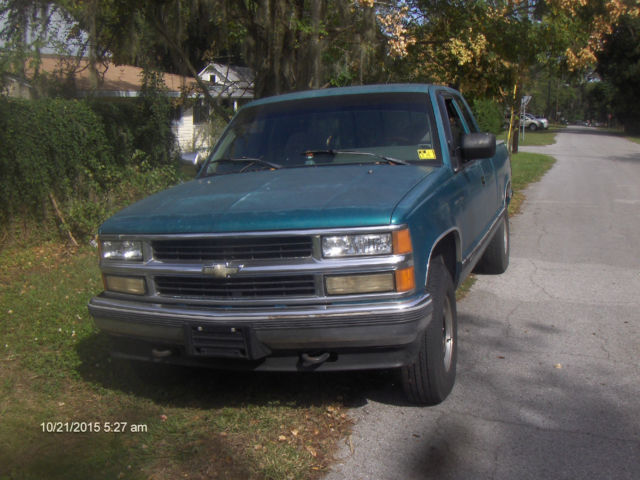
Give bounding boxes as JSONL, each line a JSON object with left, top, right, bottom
{"left": 199, "top": 63, "right": 254, "bottom": 86}
{"left": 37, "top": 55, "right": 198, "bottom": 97}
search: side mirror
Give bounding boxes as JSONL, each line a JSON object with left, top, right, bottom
{"left": 461, "top": 133, "right": 496, "bottom": 161}
{"left": 179, "top": 152, "right": 204, "bottom": 176}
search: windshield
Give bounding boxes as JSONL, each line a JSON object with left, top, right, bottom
{"left": 203, "top": 92, "right": 439, "bottom": 176}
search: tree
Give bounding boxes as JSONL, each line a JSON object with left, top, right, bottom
{"left": 231, "top": 0, "right": 384, "bottom": 97}
{"left": 0, "top": 1, "right": 69, "bottom": 95}
{"left": 597, "top": 14, "right": 640, "bottom": 133}
{"left": 53, "top": 0, "right": 389, "bottom": 113}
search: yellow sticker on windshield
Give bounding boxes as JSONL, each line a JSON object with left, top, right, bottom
{"left": 418, "top": 149, "right": 436, "bottom": 160}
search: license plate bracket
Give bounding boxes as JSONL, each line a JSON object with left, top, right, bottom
{"left": 185, "top": 324, "right": 250, "bottom": 359}
{"left": 184, "top": 324, "right": 271, "bottom": 360}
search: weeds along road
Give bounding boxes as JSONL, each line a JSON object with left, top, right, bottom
{"left": 325, "top": 127, "right": 640, "bottom": 480}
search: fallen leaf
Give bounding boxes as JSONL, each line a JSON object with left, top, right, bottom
{"left": 306, "top": 445, "right": 318, "bottom": 457}
{"left": 554, "top": 363, "right": 562, "bottom": 369}
{"left": 278, "top": 435, "right": 287, "bottom": 442}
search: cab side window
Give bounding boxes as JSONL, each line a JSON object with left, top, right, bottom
{"left": 458, "top": 99, "right": 479, "bottom": 133}
{"left": 444, "top": 98, "right": 467, "bottom": 153}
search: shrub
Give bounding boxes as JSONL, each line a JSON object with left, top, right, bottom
{"left": 135, "top": 69, "right": 176, "bottom": 165}
{"left": 0, "top": 97, "right": 113, "bottom": 228}
{"left": 472, "top": 98, "right": 504, "bottom": 135}
{"left": 64, "top": 157, "right": 181, "bottom": 240}
{"left": 0, "top": 94, "right": 180, "bottom": 246}
{"left": 86, "top": 99, "right": 137, "bottom": 167}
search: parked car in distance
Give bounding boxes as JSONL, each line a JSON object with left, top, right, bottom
{"left": 534, "top": 114, "right": 549, "bottom": 129}
{"left": 89, "top": 84, "right": 512, "bottom": 405}
{"left": 521, "top": 113, "right": 548, "bottom": 131}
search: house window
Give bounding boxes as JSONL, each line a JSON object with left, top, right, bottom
{"left": 193, "top": 100, "right": 209, "bottom": 124}
{"left": 209, "top": 74, "right": 217, "bottom": 84}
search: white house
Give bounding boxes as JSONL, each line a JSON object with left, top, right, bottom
{"left": 198, "top": 62, "right": 254, "bottom": 111}
{"left": 172, "top": 63, "right": 255, "bottom": 152}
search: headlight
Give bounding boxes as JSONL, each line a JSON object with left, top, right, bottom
{"left": 321, "top": 228, "right": 412, "bottom": 258}
{"left": 322, "top": 233, "right": 392, "bottom": 257}
{"left": 100, "top": 240, "right": 143, "bottom": 261}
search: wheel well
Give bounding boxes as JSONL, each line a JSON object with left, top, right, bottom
{"left": 429, "top": 232, "right": 459, "bottom": 287}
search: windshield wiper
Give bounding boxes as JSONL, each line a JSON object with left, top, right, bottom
{"left": 303, "top": 149, "right": 411, "bottom": 166}
{"left": 210, "top": 157, "right": 283, "bottom": 171}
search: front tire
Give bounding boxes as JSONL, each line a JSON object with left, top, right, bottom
{"left": 401, "top": 255, "right": 457, "bottom": 405}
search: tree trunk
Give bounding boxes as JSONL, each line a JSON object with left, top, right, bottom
{"left": 310, "top": 0, "right": 322, "bottom": 89}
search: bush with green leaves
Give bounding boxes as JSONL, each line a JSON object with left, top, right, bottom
{"left": 0, "top": 97, "right": 113, "bottom": 226}
{"left": 0, "top": 95, "right": 180, "bottom": 245}
{"left": 472, "top": 98, "right": 505, "bottom": 135}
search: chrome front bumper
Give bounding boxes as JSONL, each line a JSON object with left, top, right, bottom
{"left": 88, "top": 292, "right": 432, "bottom": 370}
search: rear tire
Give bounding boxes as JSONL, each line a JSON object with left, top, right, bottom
{"left": 401, "top": 255, "right": 457, "bottom": 405}
{"left": 475, "top": 213, "right": 509, "bottom": 274}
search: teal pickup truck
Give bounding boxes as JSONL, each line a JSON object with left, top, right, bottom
{"left": 89, "top": 84, "right": 511, "bottom": 405}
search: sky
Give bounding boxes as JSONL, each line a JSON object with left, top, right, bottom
{"left": 0, "top": 5, "right": 86, "bottom": 56}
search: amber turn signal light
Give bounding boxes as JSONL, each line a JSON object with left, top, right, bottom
{"left": 395, "top": 266, "right": 415, "bottom": 292}
{"left": 393, "top": 228, "right": 413, "bottom": 255}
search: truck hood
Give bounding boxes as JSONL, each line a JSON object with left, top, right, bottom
{"left": 99, "top": 164, "right": 436, "bottom": 234}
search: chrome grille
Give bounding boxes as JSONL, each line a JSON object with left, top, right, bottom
{"left": 155, "top": 275, "right": 316, "bottom": 299}
{"left": 151, "top": 236, "right": 313, "bottom": 262}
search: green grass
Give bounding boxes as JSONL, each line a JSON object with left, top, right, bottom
{"left": 499, "top": 127, "right": 558, "bottom": 147}
{"left": 516, "top": 128, "right": 557, "bottom": 146}
{"left": 0, "top": 244, "right": 354, "bottom": 480}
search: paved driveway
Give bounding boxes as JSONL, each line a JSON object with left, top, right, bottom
{"left": 325, "top": 128, "right": 640, "bottom": 480}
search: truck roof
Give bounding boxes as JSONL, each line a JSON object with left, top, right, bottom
{"left": 245, "top": 84, "right": 450, "bottom": 109}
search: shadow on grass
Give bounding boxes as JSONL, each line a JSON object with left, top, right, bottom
{"left": 1, "top": 407, "right": 255, "bottom": 480}
{"left": 74, "top": 332, "right": 407, "bottom": 410}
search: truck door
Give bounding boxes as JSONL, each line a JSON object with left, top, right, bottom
{"left": 456, "top": 95, "right": 500, "bottom": 220}
{"left": 438, "top": 93, "right": 498, "bottom": 261}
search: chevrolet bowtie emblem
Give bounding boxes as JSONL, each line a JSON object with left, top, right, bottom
{"left": 202, "top": 262, "right": 243, "bottom": 278}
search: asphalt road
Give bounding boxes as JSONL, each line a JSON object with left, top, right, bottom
{"left": 325, "top": 128, "right": 640, "bottom": 480}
